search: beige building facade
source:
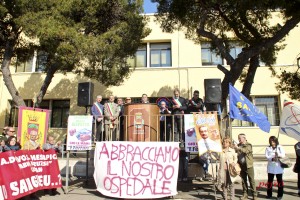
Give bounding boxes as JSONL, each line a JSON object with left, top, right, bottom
{"left": 0, "top": 15, "right": 299, "bottom": 154}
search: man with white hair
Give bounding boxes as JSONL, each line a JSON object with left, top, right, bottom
{"left": 104, "top": 95, "right": 119, "bottom": 141}
{"left": 22, "top": 129, "right": 40, "bottom": 150}
{"left": 91, "top": 95, "right": 104, "bottom": 141}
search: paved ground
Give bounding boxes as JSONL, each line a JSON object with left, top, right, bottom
{"left": 37, "top": 178, "right": 299, "bottom": 200}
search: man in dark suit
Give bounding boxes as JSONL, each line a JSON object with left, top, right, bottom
{"left": 117, "top": 98, "right": 124, "bottom": 141}
{"left": 170, "top": 88, "right": 187, "bottom": 142}
{"left": 159, "top": 101, "right": 171, "bottom": 142}
{"left": 91, "top": 95, "right": 104, "bottom": 141}
{"left": 141, "top": 94, "right": 149, "bottom": 103}
{"left": 187, "top": 90, "right": 205, "bottom": 113}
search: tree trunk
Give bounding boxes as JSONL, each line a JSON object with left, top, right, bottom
{"left": 220, "top": 56, "right": 250, "bottom": 106}
{"left": 241, "top": 55, "right": 259, "bottom": 99}
{"left": 35, "top": 64, "right": 59, "bottom": 107}
{"left": 1, "top": 39, "right": 26, "bottom": 107}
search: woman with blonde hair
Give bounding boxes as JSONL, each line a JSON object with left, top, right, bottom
{"left": 218, "top": 137, "right": 238, "bottom": 200}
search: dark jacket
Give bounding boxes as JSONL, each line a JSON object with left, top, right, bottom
{"left": 170, "top": 97, "right": 187, "bottom": 116}
{"left": 187, "top": 98, "right": 204, "bottom": 113}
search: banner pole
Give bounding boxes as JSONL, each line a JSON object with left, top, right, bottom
{"left": 226, "top": 95, "right": 232, "bottom": 140}
{"left": 86, "top": 150, "right": 89, "bottom": 185}
{"left": 66, "top": 150, "right": 70, "bottom": 194}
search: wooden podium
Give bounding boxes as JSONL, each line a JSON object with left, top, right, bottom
{"left": 123, "top": 103, "right": 160, "bottom": 141}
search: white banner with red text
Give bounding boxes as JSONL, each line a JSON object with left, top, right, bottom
{"left": 94, "top": 142, "right": 179, "bottom": 199}
{"left": 0, "top": 149, "right": 62, "bottom": 200}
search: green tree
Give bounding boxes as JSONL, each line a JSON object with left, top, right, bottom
{"left": 0, "top": 0, "right": 150, "bottom": 106}
{"left": 153, "top": 0, "right": 300, "bottom": 103}
{"left": 276, "top": 63, "right": 300, "bottom": 100}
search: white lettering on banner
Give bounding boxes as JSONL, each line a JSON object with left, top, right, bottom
{"left": 1, "top": 155, "right": 31, "bottom": 166}
{"left": 10, "top": 175, "right": 51, "bottom": 196}
{"left": 94, "top": 142, "right": 179, "bottom": 199}
{"left": 30, "top": 154, "right": 57, "bottom": 161}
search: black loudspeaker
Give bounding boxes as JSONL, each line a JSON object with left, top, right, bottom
{"left": 204, "top": 79, "right": 222, "bottom": 104}
{"left": 77, "top": 82, "right": 94, "bottom": 107}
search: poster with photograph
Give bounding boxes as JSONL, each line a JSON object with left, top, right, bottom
{"left": 67, "top": 115, "right": 93, "bottom": 150}
{"left": 184, "top": 114, "right": 198, "bottom": 152}
{"left": 193, "top": 112, "right": 222, "bottom": 156}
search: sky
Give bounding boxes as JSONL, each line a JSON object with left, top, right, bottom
{"left": 143, "top": 0, "right": 158, "bottom": 13}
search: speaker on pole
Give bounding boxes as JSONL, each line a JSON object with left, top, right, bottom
{"left": 204, "top": 79, "right": 222, "bottom": 104}
{"left": 77, "top": 82, "right": 94, "bottom": 107}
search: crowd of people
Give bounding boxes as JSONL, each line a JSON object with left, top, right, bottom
{"left": 216, "top": 134, "right": 300, "bottom": 200}
{"left": 1, "top": 88, "right": 300, "bottom": 199}
{"left": 0, "top": 127, "right": 62, "bottom": 198}
{"left": 90, "top": 89, "right": 300, "bottom": 200}
{"left": 90, "top": 89, "right": 206, "bottom": 143}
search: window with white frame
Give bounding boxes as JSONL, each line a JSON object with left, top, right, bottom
{"left": 254, "top": 96, "right": 280, "bottom": 126}
{"left": 201, "top": 42, "right": 244, "bottom": 66}
{"left": 150, "top": 43, "right": 171, "bottom": 67}
{"left": 232, "top": 96, "right": 280, "bottom": 127}
{"left": 15, "top": 56, "right": 34, "bottom": 72}
{"left": 128, "top": 42, "right": 172, "bottom": 68}
{"left": 201, "top": 42, "right": 223, "bottom": 65}
{"left": 15, "top": 50, "right": 48, "bottom": 73}
{"left": 127, "top": 44, "right": 147, "bottom": 68}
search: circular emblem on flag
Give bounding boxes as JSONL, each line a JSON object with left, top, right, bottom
{"left": 156, "top": 97, "right": 171, "bottom": 108}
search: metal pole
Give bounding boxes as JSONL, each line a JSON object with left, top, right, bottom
{"left": 226, "top": 96, "right": 232, "bottom": 139}
{"left": 85, "top": 150, "right": 89, "bottom": 185}
{"left": 65, "top": 150, "right": 70, "bottom": 194}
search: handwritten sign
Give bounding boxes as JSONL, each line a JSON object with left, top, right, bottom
{"left": 0, "top": 149, "right": 62, "bottom": 200}
{"left": 94, "top": 142, "right": 179, "bottom": 199}
{"left": 67, "top": 115, "right": 93, "bottom": 150}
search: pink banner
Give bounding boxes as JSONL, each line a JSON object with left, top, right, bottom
{"left": 0, "top": 149, "right": 62, "bottom": 200}
{"left": 94, "top": 142, "right": 179, "bottom": 199}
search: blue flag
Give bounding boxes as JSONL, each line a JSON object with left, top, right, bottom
{"left": 229, "top": 84, "right": 270, "bottom": 133}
